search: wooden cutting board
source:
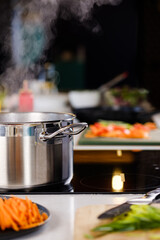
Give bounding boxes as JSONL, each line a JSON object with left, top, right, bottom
{"left": 74, "top": 204, "right": 160, "bottom": 240}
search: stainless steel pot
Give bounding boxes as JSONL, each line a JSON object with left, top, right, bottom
{"left": 0, "top": 112, "right": 87, "bottom": 189}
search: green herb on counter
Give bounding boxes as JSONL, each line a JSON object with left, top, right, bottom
{"left": 85, "top": 205, "right": 160, "bottom": 239}
{"left": 99, "top": 120, "right": 132, "bottom": 129}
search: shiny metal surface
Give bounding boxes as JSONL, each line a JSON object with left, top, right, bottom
{"left": 0, "top": 112, "right": 75, "bottom": 124}
{"left": 39, "top": 122, "right": 88, "bottom": 141}
{"left": 0, "top": 112, "right": 83, "bottom": 189}
{"left": 0, "top": 124, "right": 73, "bottom": 189}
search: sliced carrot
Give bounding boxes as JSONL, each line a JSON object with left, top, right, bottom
{"left": 85, "top": 121, "right": 156, "bottom": 139}
{"left": 0, "top": 196, "right": 48, "bottom": 231}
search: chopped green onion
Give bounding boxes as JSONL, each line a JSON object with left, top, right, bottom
{"left": 85, "top": 205, "right": 160, "bottom": 239}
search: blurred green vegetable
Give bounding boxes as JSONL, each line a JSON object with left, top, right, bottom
{"left": 105, "top": 86, "right": 149, "bottom": 107}
{"left": 99, "top": 120, "right": 132, "bottom": 129}
{"left": 85, "top": 205, "right": 160, "bottom": 239}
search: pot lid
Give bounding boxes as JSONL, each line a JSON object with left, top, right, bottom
{"left": 0, "top": 112, "right": 75, "bottom": 124}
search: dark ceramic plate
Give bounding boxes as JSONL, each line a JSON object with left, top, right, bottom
{"left": 0, "top": 196, "right": 51, "bottom": 240}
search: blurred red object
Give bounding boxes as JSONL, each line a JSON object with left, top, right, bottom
{"left": 19, "top": 80, "right": 33, "bottom": 112}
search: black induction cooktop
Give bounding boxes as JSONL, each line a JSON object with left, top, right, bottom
{"left": 1, "top": 150, "right": 160, "bottom": 195}
{"left": 0, "top": 172, "right": 159, "bottom": 195}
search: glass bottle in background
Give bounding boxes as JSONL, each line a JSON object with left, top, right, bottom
{"left": 19, "top": 80, "right": 34, "bottom": 112}
{"left": 0, "top": 84, "right": 6, "bottom": 112}
{"left": 43, "top": 62, "right": 59, "bottom": 94}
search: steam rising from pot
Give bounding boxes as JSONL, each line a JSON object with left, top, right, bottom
{"left": 0, "top": 0, "right": 121, "bottom": 92}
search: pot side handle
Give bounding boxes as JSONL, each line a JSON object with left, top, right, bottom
{"left": 39, "top": 122, "right": 88, "bottom": 141}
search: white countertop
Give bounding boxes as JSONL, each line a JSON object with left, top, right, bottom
{"left": 9, "top": 193, "right": 142, "bottom": 240}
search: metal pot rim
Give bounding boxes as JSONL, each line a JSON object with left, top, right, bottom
{"left": 0, "top": 112, "right": 76, "bottom": 124}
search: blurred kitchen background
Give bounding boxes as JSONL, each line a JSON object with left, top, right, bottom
{"left": 0, "top": 0, "right": 159, "bottom": 114}
{"left": 0, "top": 0, "right": 160, "bottom": 193}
